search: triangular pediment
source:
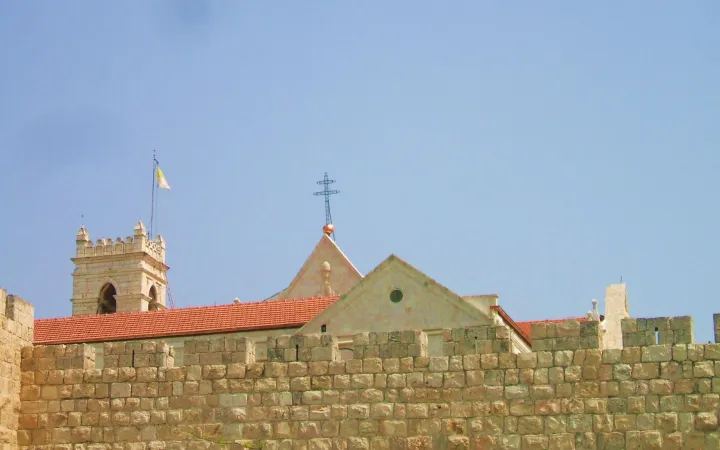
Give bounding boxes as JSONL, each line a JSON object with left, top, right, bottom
{"left": 270, "top": 234, "right": 363, "bottom": 301}
{"left": 298, "top": 254, "right": 491, "bottom": 336}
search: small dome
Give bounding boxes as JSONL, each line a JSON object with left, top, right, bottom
{"left": 323, "top": 223, "right": 335, "bottom": 235}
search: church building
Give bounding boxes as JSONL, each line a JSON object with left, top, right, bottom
{"left": 33, "top": 221, "right": 631, "bottom": 367}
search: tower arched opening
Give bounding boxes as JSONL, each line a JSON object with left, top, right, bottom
{"left": 148, "top": 285, "right": 160, "bottom": 311}
{"left": 97, "top": 283, "right": 117, "bottom": 314}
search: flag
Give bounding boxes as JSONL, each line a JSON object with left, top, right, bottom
{"left": 157, "top": 167, "right": 171, "bottom": 190}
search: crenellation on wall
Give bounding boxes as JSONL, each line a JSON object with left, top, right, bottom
{"left": 102, "top": 341, "right": 173, "bottom": 368}
{"left": 622, "top": 316, "right": 694, "bottom": 347}
{"left": 351, "top": 330, "right": 428, "bottom": 359}
{"left": 183, "top": 336, "right": 255, "bottom": 365}
{"left": 531, "top": 319, "right": 602, "bottom": 351}
{"left": 441, "top": 325, "right": 512, "bottom": 356}
{"left": 74, "top": 223, "right": 166, "bottom": 263}
{"left": 267, "top": 333, "right": 339, "bottom": 362}
{"left": 20, "top": 344, "right": 95, "bottom": 373}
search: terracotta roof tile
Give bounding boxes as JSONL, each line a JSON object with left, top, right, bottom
{"left": 35, "top": 295, "right": 591, "bottom": 347}
{"left": 34, "top": 296, "right": 339, "bottom": 345}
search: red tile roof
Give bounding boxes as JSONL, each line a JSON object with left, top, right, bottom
{"left": 35, "top": 296, "right": 589, "bottom": 347}
{"left": 34, "top": 296, "right": 339, "bottom": 345}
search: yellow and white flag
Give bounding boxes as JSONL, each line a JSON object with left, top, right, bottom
{"left": 157, "top": 167, "right": 171, "bottom": 190}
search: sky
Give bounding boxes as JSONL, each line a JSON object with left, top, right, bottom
{"left": 1, "top": 2, "right": 719, "bottom": 342}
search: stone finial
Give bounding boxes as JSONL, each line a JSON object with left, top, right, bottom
{"left": 156, "top": 234, "right": 166, "bottom": 248}
{"left": 591, "top": 299, "right": 600, "bottom": 321}
{"left": 321, "top": 261, "right": 335, "bottom": 296}
{"left": 133, "top": 220, "right": 147, "bottom": 236}
{"left": 76, "top": 226, "right": 90, "bottom": 243}
{"left": 323, "top": 223, "right": 335, "bottom": 236}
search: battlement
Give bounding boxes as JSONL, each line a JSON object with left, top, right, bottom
{"left": 266, "top": 333, "right": 339, "bottom": 362}
{"left": 531, "top": 319, "right": 602, "bottom": 351}
{"left": 17, "top": 317, "right": 720, "bottom": 448}
{"left": 184, "top": 336, "right": 255, "bottom": 365}
{"left": 20, "top": 344, "right": 95, "bottom": 371}
{"left": 103, "top": 341, "right": 174, "bottom": 368}
{"left": 442, "top": 324, "right": 512, "bottom": 355}
{"left": 1, "top": 288, "right": 34, "bottom": 346}
{"left": 354, "top": 330, "right": 428, "bottom": 359}
{"left": 622, "top": 316, "right": 694, "bottom": 346}
{"left": 73, "top": 221, "right": 166, "bottom": 263}
{"left": 0, "top": 288, "right": 34, "bottom": 449}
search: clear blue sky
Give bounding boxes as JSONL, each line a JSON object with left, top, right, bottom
{"left": 2, "top": 2, "right": 718, "bottom": 342}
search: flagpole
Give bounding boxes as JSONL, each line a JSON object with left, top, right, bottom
{"left": 150, "top": 150, "right": 157, "bottom": 239}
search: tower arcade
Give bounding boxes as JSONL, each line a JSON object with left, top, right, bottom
{"left": 71, "top": 220, "right": 169, "bottom": 316}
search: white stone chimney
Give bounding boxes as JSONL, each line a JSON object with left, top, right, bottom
{"left": 602, "top": 283, "right": 629, "bottom": 349}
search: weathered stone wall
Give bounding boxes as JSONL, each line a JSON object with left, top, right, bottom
{"left": 14, "top": 314, "right": 720, "bottom": 450}
{"left": 0, "top": 289, "right": 34, "bottom": 450}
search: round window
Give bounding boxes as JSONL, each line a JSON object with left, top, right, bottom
{"left": 390, "top": 289, "right": 404, "bottom": 303}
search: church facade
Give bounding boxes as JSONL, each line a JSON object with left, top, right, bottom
{"left": 31, "top": 222, "right": 630, "bottom": 368}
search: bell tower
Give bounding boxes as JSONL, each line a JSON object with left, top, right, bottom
{"left": 71, "top": 220, "right": 169, "bottom": 316}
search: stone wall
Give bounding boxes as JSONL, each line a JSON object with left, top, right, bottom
{"left": 14, "top": 314, "right": 720, "bottom": 450}
{"left": 0, "top": 289, "right": 34, "bottom": 450}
